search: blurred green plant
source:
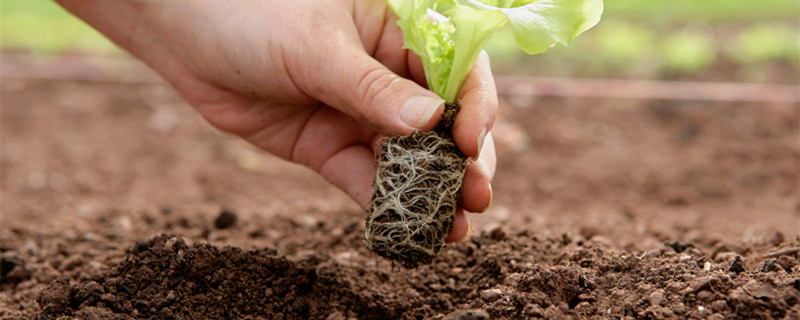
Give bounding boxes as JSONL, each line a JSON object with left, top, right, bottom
{"left": 593, "top": 21, "right": 656, "bottom": 69}
{"left": 484, "top": 0, "right": 798, "bottom": 81}
{"left": 659, "top": 25, "right": 716, "bottom": 73}
{"left": 1, "top": 0, "right": 120, "bottom": 54}
{"left": 604, "top": 0, "right": 799, "bottom": 23}
{"left": 2, "top": 0, "right": 799, "bottom": 81}
{"left": 726, "top": 23, "right": 799, "bottom": 65}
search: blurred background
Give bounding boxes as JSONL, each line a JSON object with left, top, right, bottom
{"left": 1, "top": 3, "right": 798, "bottom": 318}
{"left": 2, "top": 0, "right": 798, "bottom": 83}
{"left": 488, "top": 0, "right": 799, "bottom": 84}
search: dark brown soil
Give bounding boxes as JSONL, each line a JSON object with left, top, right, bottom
{"left": 367, "top": 102, "right": 466, "bottom": 268}
{"left": 33, "top": 232, "right": 800, "bottom": 320}
{"left": 1, "top": 55, "right": 799, "bottom": 319}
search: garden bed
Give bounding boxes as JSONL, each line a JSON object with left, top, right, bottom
{"left": 1, "top": 63, "right": 798, "bottom": 319}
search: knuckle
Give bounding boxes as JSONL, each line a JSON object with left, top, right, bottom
{"left": 355, "top": 66, "right": 398, "bottom": 116}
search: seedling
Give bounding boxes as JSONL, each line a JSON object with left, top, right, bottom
{"left": 366, "top": 0, "right": 603, "bottom": 268}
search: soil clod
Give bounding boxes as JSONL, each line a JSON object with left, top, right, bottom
{"left": 442, "top": 309, "right": 490, "bottom": 320}
{"left": 666, "top": 241, "right": 695, "bottom": 253}
{"left": 366, "top": 102, "right": 467, "bottom": 268}
{"left": 213, "top": 208, "right": 238, "bottom": 229}
{"left": 0, "top": 254, "right": 22, "bottom": 277}
{"left": 729, "top": 256, "right": 746, "bottom": 274}
{"left": 479, "top": 289, "right": 503, "bottom": 302}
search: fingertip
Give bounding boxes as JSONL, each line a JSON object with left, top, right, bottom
{"left": 452, "top": 52, "right": 498, "bottom": 158}
{"left": 459, "top": 221, "right": 474, "bottom": 243}
{"left": 474, "top": 126, "right": 487, "bottom": 160}
{"left": 445, "top": 208, "right": 471, "bottom": 243}
{"left": 475, "top": 183, "right": 493, "bottom": 214}
{"left": 459, "top": 133, "right": 496, "bottom": 213}
{"left": 460, "top": 178, "right": 492, "bottom": 214}
{"left": 317, "top": 51, "right": 443, "bottom": 137}
{"left": 401, "top": 95, "right": 444, "bottom": 130}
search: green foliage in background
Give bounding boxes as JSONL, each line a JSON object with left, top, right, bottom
{"left": 2, "top": 0, "right": 798, "bottom": 81}
{"left": 660, "top": 26, "right": 716, "bottom": 73}
{"left": 483, "top": 0, "right": 799, "bottom": 81}
{"left": 593, "top": 20, "right": 656, "bottom": 71}
{"left": 604, "top": 0, "right": 799, "bottom": 23}
{"left": 726, "top": 23, "right": 799, "bottom": 65}
{"left": 1, "top": 0, "right": 119, "bottom": 54}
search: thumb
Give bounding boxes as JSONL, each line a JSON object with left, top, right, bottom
{"left": 306, "top": 49, "right": 445, "bottom": 136}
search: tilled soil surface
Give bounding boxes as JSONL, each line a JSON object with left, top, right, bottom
{"left": 33, "top": 232, "right": 800, "bottom": 320}
{"left": 2, "top": 57, "right": 799, "bottom": 319}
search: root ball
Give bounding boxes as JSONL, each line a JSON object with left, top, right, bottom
{"left": 366, "top": 104, "right": 467, "bottom": 268}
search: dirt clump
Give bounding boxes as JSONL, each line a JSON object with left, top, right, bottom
{"left": 35, "top": 231, "right": 800, "bottom": 320}
{"left": 213, "top": 208, "right": 238, "bottom": 230}
{"left": 367, "top": 102, "right": 467, "bottom": 268}
{"left": 37, "top": 235, "right": 408, "bottom": 320}
{"left": 3, "top": 69, "right": 799, "bottom": 319}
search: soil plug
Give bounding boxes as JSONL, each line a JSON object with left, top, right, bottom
{"left": 366, "top": 0, "right": 603, "bottom": 268}
{"left": 367, "top": 102, "right": 466, "bottom": 268}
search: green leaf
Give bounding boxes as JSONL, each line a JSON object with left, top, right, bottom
{"left": 460, "top": 0, "right": 604, "bottom": 55}
{"left": 389, "top": 0, "right": 456, "bottom": 96}
{"left": 388, "top": 0, "right": 603, "bottom": 102}
{"left": 442, "top": 5, "right": 508, "bottom": 101}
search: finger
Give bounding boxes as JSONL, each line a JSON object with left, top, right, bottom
{"left": 372, "top": 8, "right": 427, "bottom": 88}
{"left": 372, "top": 12, "right": 411, "bottom": 79}
{"left": 459, "top": 132, "right": 496, "bottom": 213}
{"left": 283, "top": 109, "right": 376, "bottom": 208}
{"left": 240, "top": 105, "right": 378, "bottom": 208}
{"left": 307, "top": 48, "right": 445, "bottom": 137}
{"left": 452, "top": 51, "right": 498, "bottom": 158}
{"left": 445, "top": 208, "right": 473, "bottom": 243}
{"left": 406, "top": 52, "right": 428, "bottom": 88}
{"left": 318, "top": 144, "right": 376, "bottom": 209}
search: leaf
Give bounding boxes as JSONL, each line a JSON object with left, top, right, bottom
{"left": 460, "top": 0, "right": 604, "bottom": 54}
{"left": 388, "top": 0, "right": 603, "bottom": 102}
{"left": 442, "top": 5, "right": 508, "bottom": 101}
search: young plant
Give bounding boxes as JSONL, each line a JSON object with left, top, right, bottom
{"left": 366, "top": 0, "right": 603, "bottom": 268}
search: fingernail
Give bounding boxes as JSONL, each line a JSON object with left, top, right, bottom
{"left": 401, "top": 96, "right": 444, "bottom": 129}
{"left": 459, "top": 221, "right": 474, "bottom": 243}
{"left": 473, "top": 127, "right": 487, "bottom": 160}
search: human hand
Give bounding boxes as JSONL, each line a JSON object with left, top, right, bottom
{"left": 57, "top": 0, "right": 497, "bottom": 242}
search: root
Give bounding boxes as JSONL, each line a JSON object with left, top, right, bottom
{"left": 366, "top": 117, "right": 467, "bottom": 268}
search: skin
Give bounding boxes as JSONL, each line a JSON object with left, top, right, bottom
{"left": 56, "top": 0, "right": 498, "bottom": 242}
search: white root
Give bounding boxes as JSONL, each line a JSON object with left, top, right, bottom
{"left": 366, "top": 130, "right": 467, "bottom": 268}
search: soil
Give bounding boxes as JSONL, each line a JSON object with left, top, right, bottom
{"left": 367, "top": 102, "right": 466, "bottom": 268}
{"left": 1, "top": 56, "right": 799, "bottom": 319}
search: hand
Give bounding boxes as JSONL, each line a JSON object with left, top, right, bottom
{"left": 57, "top": 0, "right": 497, "bottom": 242}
